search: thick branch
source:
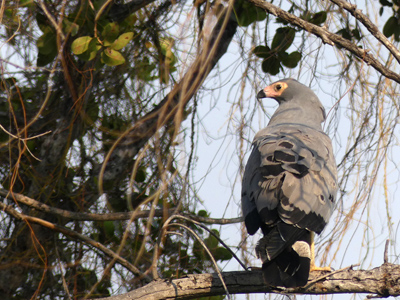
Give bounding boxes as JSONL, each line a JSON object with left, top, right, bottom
{"left": 96, "top": 265, "right": 400, "bottom": 300}
{"left": 247, "top": 0, "right": 400, "bottom": 84}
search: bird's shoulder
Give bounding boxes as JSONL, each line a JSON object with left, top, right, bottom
{"left": 253, "top": 124, "right": 334, "bottom": 173}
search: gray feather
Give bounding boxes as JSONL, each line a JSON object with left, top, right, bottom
{"left": 242, "top": 79, "right": 337, "bottom": 235}
{"left": 241, "top": 78, "right": 338, "bottom": 287}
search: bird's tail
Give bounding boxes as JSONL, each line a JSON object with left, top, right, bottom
{"left": 256, "top": 224, "right": 311, "bottom": 287}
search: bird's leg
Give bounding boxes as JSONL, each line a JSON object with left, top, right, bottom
{"left": 309, "top": 232, "right": 331, "bottom": 272}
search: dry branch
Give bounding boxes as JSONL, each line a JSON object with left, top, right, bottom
{"left": 96, "top": 265, "right": 400, "bottom": 300}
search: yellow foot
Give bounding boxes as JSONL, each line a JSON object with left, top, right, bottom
{"left": 310, "top": 265, "right": 331, "bottom": 272}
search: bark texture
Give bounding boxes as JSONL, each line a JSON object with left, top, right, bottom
{"left": 96, "top": 264, "right": 400, "bottom": 299}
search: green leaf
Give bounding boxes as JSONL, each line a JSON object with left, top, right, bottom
{"left": 37, "top": 53, "right": 56, "bottom": 66}
{"left": 205, "top": 235, "right": 218, "bottom": 249}
{"left": 394, "top": 26, "right": 400, "bottom": 42}
{"left": 63, "top": 19, "right": 79, "bottom": 37}
{"left": 351, "top": 29, "right": 361, "bottom": 40}
{"left": 102, "top": 22, "right": 120, "bottom": 44}
{"left": 197, "top": 210, "right": 209, "bottom": 217}
{"left": 104, "top": 221, "right": 115, "bottom": 238}
{"left": 193, "top": 240, "right": 206, "bottom": 260}
{"left": 77, "top": 38, "right": 101, "bottom": 61}
{"left": 102, "top": 48, "right": 126, "bottom": 66}
{"left": 137, "top": 57, "right": 157, "bottom": 81}
{"left": 309, "top": 11, "right": 327, "bottom": 25}
{"left": 383, "top": 16, "right": 397, "bottom": 38}
{"left": 336, "top": 28, "right": 352, "bottom": 40}
{"left": 262, "top": 56, "right": 281, "bottom": 75}
{"left": 271, "top": 27, "right": 296, "bottom": 52}
{"left": 71, "top": 36, "right": 93, "bottom": 55}
{"left": 234, "top": 0, "right": 266, "bottom": 27}
{"left": 36, "top": 27, "right": 57, "bottom": 55}
{"left": 280, "top": 51, "right": 302, "bottom": 68}
{"left": 36, "top": 12, "right": 48, "bottom": 32}
{"left": 20, "top": 0, "right": 35, "bottom": 7}
{"left": 214, "top": 247, "right": 233, "bottom": 261}
{"left": 111, "top": 32, "right": 134, "bottom": 50}
{"left": 380, "top": 0, "right": 393, "bottom": 6}
{"left": 135, "top": 168, "right": 146, "bottom": 183}
{"left": 36, "top": 27, "right": 57, "bottom": 66}
{"left": 253, "top": 45, "right": 271, "bottom": 58}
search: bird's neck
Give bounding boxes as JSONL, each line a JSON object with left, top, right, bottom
{"left": 268, "top": 102, "right": 324, "bottom": 130}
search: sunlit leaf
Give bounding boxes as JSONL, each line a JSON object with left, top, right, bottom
{"left": 101, "top": 48, "right": 125, "bottom": 66}
{"left": 71, "top": 36, "right": 93, "bottom": 55}
{"left": 111, "top": 32, "right": 134, "bottom": 50}
{"left": 77, "top": 38, "right": 101, "bottom": 61}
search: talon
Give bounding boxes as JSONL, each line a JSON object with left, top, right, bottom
{"left": 310, "top": 265, "right": 332, "bottom": 272}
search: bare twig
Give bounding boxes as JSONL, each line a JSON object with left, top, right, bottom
{"left": 0, "top": 189, "right": 242, "bottom": 223}
{"left": 36, "top": 0, "right": 66, "bottom": 40}
{"left": 170, "top": 214, "right": 248, "bottom": 271}
{"left": 169, "top": 222, "right": 231, "bottom": 300}
{"left": 384, "top": 239, "right": 390, "bottom": 264}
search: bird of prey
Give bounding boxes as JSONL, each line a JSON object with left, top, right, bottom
{"left": 241, "top": 78, "right": 338, "bottom": 287}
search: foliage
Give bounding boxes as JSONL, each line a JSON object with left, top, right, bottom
{"left": 1, "top": 0, "right": 400, "bottom": 299}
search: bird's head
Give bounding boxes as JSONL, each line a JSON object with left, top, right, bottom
{"left": 257, "top": 78, "right": 326, "bottom": 126}
{"left": 257, "top": 78, "right": 312, "bottom": 102}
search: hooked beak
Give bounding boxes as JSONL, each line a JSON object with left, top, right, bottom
{"left": 257, "top": 89, "right": 267, "bottom": 99}
{"left": 256, "top": 85, "right": 277, "bottom": 99}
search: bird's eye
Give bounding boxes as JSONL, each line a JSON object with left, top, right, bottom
{"left": 275, "top": 84, "right": 282, "bottom": 91}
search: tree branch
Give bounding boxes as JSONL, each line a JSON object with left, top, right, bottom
{"left": 96, "top": 264, "right": 400, "bottom": 300}
{"left": 99, "top": 1, "right": 238, "bottom": 184}
{"left": 0, "top": 201, "right": 149, "bottom": 280}
{"left": 247, "top": 0, "right": 400, "bottom": 84}
{"left": 0, "top": 189, "right": 242, "bottom": 224}
{"left": 328, "top": 0, "right": 400, "bottom": 65}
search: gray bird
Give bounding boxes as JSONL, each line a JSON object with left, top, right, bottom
{"left": 241, "top": 78, "right": 338, "bottom": 287}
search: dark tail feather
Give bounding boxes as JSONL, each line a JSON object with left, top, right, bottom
{"left": 262, "top": 245, "right": 311, "bottom": 287}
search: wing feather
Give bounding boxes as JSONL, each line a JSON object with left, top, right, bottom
{"left": 241, "top": 124, "right": 337, "bottom": 235}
